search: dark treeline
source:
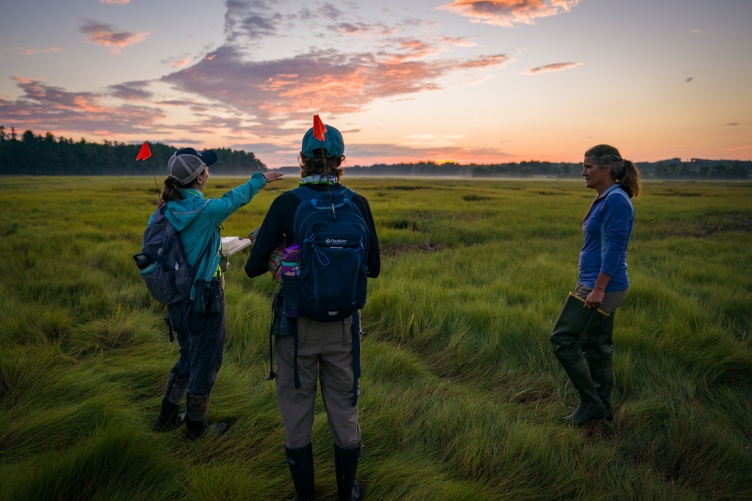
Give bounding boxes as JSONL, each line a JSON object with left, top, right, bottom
{"left": 341, "top": 159, "right": 751, "bottom": 179}
{"left": 2, "top": 126, "right": 750, "bottom": 179}
{"left": 0, "top": 126, "right": 266, "bottom": 176}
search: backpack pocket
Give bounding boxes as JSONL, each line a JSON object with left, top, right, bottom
{"left": 272, "top": 290, "right": 297, "bottom": 336}
{"left": 282, "top": 244, "right": 366, "bottom": 322}
{"left": 311, "top": 246, "right": 362, "bottom": 310}
{"left": 134, "top": 252, "right": 186, "bottom": 305}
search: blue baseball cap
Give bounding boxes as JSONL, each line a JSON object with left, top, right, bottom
{"left": 301, "top": 124, "right": 345, "bottom": 157}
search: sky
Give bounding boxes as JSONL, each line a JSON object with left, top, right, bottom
{"left": 1, "top": 0, "right": 751, "bottom": 168}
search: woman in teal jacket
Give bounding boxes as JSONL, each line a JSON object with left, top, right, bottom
{"left": 152, "top": 147, "right": 283, "bottom": 438}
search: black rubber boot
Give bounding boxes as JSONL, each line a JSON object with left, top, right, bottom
{"left": 184, "top": 393, "right": 228, "bottom": 440}
{"left": 561, "top": 359, "right": 607, "bottom": 425}
{"left": 582, "top": 312, "right": 616, "bottom": 422}
{"left": 152, "top": 399, "right": 184, "bottom": 431}
{"left": 285, "top": 443, "right": 315, "bottom": 501}
{"left": 334, "top": 443, "right": 362, "bottom": 501}
{"left": 589, "top": 360, "right": 613, "bottom": 421}
{"left": 152, "top": 373, "right": 188, "bottom": 431}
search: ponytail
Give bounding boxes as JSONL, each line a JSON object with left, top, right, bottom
{"left": 160, "top": 177, "right": 185, "bottom": 206}
{"left": 618, "top": 160, "right": 641, "bottom": 198}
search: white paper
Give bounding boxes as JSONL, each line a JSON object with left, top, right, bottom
{"left": 221, "top": 236, "right": 253, "bottom": 256}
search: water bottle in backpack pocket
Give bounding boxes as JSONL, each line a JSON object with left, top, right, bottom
{"left": 279, "top": 245, "right": 303, "bottom": 318}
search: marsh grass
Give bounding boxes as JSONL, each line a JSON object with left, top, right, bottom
{"left": 1, "top": 177, "right": 750, "bottom": 500}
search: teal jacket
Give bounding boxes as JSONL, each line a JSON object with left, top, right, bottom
{"left": 162, "top": 172, "right": 267, "bottom": 299}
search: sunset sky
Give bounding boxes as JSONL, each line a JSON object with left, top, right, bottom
{"left": 1, "top": 0, "right": 750, "bottom": 168}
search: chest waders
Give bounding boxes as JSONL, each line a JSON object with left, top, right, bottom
{"left": 551, "top": 293, "right": 615, "bottom": 424}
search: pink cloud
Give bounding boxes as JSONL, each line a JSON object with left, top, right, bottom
{"left": 437, "top": 0, "right": 581, "bottom": 27}
{"left": 162, "top": 46, "right": 509, "bottom": 132}
{"left": 527, "top": 62, "right": 582, "bottom": 74}
{"left": 172, "top": 57, "right": 192, "bottom": 68}
{"left": 442, "top": 37, "right": 478, "bottom": 48}
{"left": 0, "top": 77, "right": 163, "bottom": 136}
{"left": 80, "top": 20, "right": 148, "bottom": 54}
{"left": 21, "top": 47, "right": 64, "bottom": 56}
{"left": 99, "top": 0, "right": 130, "bottom": 4}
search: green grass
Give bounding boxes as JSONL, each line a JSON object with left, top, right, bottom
{"left": 1, "top": 176, "right": 751, "bottom": 500}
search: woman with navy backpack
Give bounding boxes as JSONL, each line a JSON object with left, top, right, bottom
{"left": 245, "top": 118, "right": 380, "bottom": 501}
{"left": 551, "top": 144, "right": 641, "bottom": 425}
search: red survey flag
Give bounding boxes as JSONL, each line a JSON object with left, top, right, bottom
{"left": 313, "top": 115, "right": 327, "bottom": 141}
{"left": 136, "top": 141, "right": 152, "bottom": 161}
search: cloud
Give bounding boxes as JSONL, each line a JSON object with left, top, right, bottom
{"left": 80, "top": 20, "right": 148, "bottom": 54}
{"left": 442, "top": 37, "right": 478, "bottom": 48}
{"left": 320, "top": 2, "right": 344, "bottom": 19}
{"left": 224, "top": 0, "right": 284, "bottom": 44}
{"left": 527, "top": 62, "right": 581, "bottom": 74}
{"left": 437, "top": 0, "right": 581, "bottom": 27}
{"left": 334, "top": 22, "right": 367, "bottom": 34}
{"left": 402, "top": 133, "right": 464, "bottom": 148}
{"left": 333, "top": 21, "right": 395, "bottom": 35}
{"left": 343, "top": 142, "right": 513, "bottom": 165}
{"left": 459, "top": 54, "right": 509, "bottom": 68}
{"left": 108, "top": 82, "right": 153, "bottom": 101}
{"left": 0, "top": 77, "right": 163, "bottom": 135}
{"left": 162, "top": 45, "right": 509, "bottom": 135}
{"left": 382, "top": 38, "right": 442, "bottom": 61}
{"left": 172, "top": 57, "right": 192, "bottom": 68}
{"left": 21, "top": 47, "right": 64, "bottom": 56}
{"left": 99, "top": 0, "right": 130, "bottom": 4}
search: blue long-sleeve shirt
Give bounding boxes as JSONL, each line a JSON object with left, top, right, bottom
{"left": 578, "top": 184, "right": 634, "bottom": 292}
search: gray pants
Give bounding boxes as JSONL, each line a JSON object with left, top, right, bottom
{"left": 573, "top": 283, "right": 627, "bottom": 315}
{"left": 275, "top": 316, "right": 361, "bottom": 449}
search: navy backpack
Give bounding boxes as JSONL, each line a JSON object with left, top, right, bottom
{"left": 281, "top": 186, "right": 369, "bottom": 322}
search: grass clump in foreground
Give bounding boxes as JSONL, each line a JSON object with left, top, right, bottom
{"left": 1, "top": 176, "right": 750, "bottom": 500}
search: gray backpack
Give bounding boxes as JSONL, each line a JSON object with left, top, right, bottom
{"left": 133, "top": 201, "right": 208, "bottom": 305}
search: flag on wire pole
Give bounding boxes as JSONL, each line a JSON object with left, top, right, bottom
{"left": 135, "top": 141, "right": 160, "bottom": 201}
{"left": 136, "top": 141, "right": 152, "bottom": 161}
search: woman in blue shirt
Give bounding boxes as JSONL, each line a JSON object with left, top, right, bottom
{"left": 551, "top": 144, "right": 641, "bottom": 425}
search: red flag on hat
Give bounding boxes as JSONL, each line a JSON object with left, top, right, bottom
{"left": 136, "top": 141, "right": 152, "bottom": 161}
{"left": 313, "top": 115, "right": 327, "bottom": 141}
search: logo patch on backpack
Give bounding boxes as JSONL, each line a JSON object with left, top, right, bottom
{"left": 282, "top": 186, "right": 369, "bottom": 322}
{"left": 133, "top": 202, "right": 207, "bottom": 305}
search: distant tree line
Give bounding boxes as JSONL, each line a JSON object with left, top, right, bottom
{"left": 2, "top": 126, "right": 749, "bottom": 179}
{"left": 0, "top": 126, "right": 266, "bottom": 176}
{"left": 337, "top": 159, "right": 751, "bottom": 179}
